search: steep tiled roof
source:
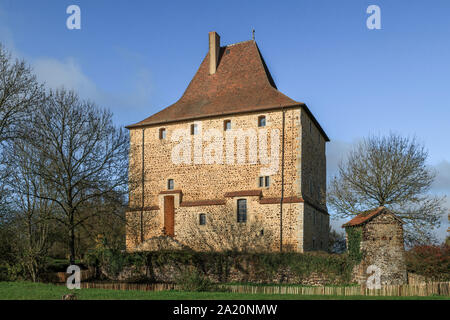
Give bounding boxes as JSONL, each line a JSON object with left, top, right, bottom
{"left": 126, "top": 40, "right": 329, "bottom": 141}
{"left": 342, "top": 207, "right": 403, "bottom": 228}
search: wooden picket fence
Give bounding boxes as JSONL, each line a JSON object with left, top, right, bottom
{"left": 80, "top": 282, "right": 178, "bottom": 292}
{"left": 76, "top": 281, "right": 450, "bottom": 297}
{"left": 225, "top": 282, "right": 450, "bottom": 297}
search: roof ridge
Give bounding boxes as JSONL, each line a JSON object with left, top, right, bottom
{"left": 223, "top": 40, "right": 254, "bottom": 48}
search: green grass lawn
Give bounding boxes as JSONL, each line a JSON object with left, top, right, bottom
{"left": 0, "top": 282, "right": 448, "bottom": 300}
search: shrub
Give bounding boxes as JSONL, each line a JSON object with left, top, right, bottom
{"left": 0, "top": 265, "right": 9, "bottom": 281}
{"left": 175, "top": 269, "right": 217, "bottom": 292}
{"left": 405, "top": 244, "right": 450, "bottom": 281}
{"left": 85, "top": 248, "right": 355, "bottom": 285}
{"left": 346, "top": 227, "right": 363, "bottom": 263}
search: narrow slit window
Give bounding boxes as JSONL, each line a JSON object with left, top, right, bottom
{"left": 258, "top": 116, "right": 266, "bottom": 127}
{"left": 258, "top": 176, "right": 264, "bottom": 187}
{"left": 237, "top": 199, "right": 247, "bottom": 223}
{"left": 191, "top": 123, "right": 198, "bottom": 135}
{"left": 159, "top": 128, "right": 166, "bottom": 139}
{"left": 167, "top": 179, "right": 174, "bottom": 190}
{"left": 265, "top": 176, "right": 270, "bottom": 187}
{"left": 224, "top": 120, "right": 231, "bottom": 131}
{"left": 199, "top": 213, "right": 206, "bottom": 225}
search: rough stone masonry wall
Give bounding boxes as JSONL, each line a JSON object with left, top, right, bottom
{"left": 112, "top": 263, "right": 345, "bottom": 286}
{"left": 299, "top": 109, "right": 329, "bottom": 251}
{"left": 174, "top": 200, "right": 304, "bottom": 252}
{"left": 126, "top": 107, "right": 328, "bottom": 252}
{"left": 303, "top": 204, "right": 329, "bottom": 252}
{"left": 358, "top": 214, "right": 407, "bottom": 285}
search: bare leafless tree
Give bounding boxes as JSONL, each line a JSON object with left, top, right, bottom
{"left": 185, "top": 208, "right": 275, "bottom": 252}
{"left": 0, "top": 44, "right": 44, "bottom": 144}
{"left": 21, "top": 88, "right": 129, "bottom": 264}
{"left": 328, "top": 133, "right": 447, "bottom": 246}
{"left": 0, "top": 44, "right": 44, "bottom": 222}
{"left": 3, "top": 140, "right": 56, "bottom": 281}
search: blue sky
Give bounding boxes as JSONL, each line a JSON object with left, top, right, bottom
{"left": 0, "top": 0, "right": 448, "bottom": 240}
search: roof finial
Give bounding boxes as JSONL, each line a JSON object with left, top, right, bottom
{"left": 252, "top": 29, "right": 255, "bottom": 41}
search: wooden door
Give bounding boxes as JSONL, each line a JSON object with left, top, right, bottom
{"left": 164, "top": 196, "right": 175, "bottom": 237}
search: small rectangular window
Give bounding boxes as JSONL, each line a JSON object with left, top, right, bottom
{"left": 258, "top": 176, "right": 270, "bottom": 187}
{"left": 167, "top": 179, "right": 174, "bottom": 190}
{"left": 224, "top": 120, "right": 231, "bottom": 131}
{"left": 258, "top": 116, "right": 266, "bottom": 127}
{"left": 199, "top": 213, "right": 206, "bottom": 225}
{"left": 191, "top": 124, "right": 198, "bottom": 135}
{"left": 237, "top": 199, "right": 247, "bottom": 223}
{"left": 159, "top": 128, "right": 166, "bottom": 140}
{"left": 258, "top": 176, "right": 264, "bottom": 187}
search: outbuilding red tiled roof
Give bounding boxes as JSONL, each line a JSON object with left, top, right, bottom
{"left": 342, "top": 207, "right": 403, "bottom": 227}
{"left": 126, "top": 39, "right": 329, "bottom": 141}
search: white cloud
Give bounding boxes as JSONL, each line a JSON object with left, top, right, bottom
{"left": 33, "top": 57, "right": 102, "bottom": 101}
{"left": 432, "top": 160, "right": 450, "bottom": 193}
{"left": 326, "top": 139, "right": 353, "bottom": 179}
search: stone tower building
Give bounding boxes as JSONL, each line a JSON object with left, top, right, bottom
{"left": 343, "top": 207, "right": 407, "bottom": 285}
{"left": 125, "top": 32, "right": 330, "bottom": 252}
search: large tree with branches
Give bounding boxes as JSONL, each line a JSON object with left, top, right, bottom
{"left": 0, "top": 44, "right": 43, "bottom": 144}
{"left": 22, "top": 88, "right": 129, "bottom": 264}
{"left": 328, "top": 133, "right": 446, "bottom": 246}
{"left": 0, "top": 44, "right": 44, "bottom": 223}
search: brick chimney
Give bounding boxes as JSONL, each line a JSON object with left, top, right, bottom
{"left": 209, "top": 31, "right": 220, "bottom": 75}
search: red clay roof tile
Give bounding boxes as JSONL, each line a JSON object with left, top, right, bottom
{"left": 342, "top": 207, "right": 403, "bottom": 227}
{"left": 126, "top": 39, "right": 329, "bottom": 141}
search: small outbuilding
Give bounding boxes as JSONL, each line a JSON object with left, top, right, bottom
{"left": 342, "top": 206, "right": 407, "bottom": 285}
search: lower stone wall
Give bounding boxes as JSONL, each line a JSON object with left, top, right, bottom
{"left": 127, "top": 199, "right": 306, "bottom": 252}
{"left": 99, "top": 252, "right": 350, "bottom": 286}
{"left": 106, "top": 265, "right": 345, "bottom": 286}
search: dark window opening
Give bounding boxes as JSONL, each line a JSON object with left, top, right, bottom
{"left": 224, "top": 120, "right": 231, "bottom": 131}
{"left": 159, "top": 128, "right": 166, "bottom": 139}
{"left": 199, "top": 213, "right": 206, "bottom": 225}
{"left": 258, "top": 116, "right": 266, "bottom": 127}
{"left": 167, "top": 179, "right": 174, "bottom": 190}
{"left": 237, "top": 199, "right": 247, "bottom": 223}
{"left": 258, "top": 176, "right": 264, "bottom": 187}
{"left": 259, "top": 176, "right": 270, "bottom": 187}
{"left": 191, "top": 123, "right": 198, "bottom": 135}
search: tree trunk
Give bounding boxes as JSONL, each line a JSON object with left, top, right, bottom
{"left": 69, "top": 212, "right": 76, "bottom": 265}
